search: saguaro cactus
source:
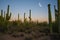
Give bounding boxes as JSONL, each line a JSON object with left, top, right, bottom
{"left": 18, "top": 13, "right": 19, "bottom": 21}
{"left": 4, "top": 11, "right": 6, "bottom": 20}
{"left": 57, "top": 0, "right": 60, "bottom": 33}
{"left": 24, "top": 13, "right": 26, "bottom": 22}
{"left": 1, "top": 10, "right": 3, "bottom": 17}
{"left": 54, "top": 5, "right": 58, "bottom": 22}
{"left": 29, "top": 9, "right": 31, "bottom": 22}
{"left": 6, "top": 5, "right": 11, "bottom": 21}
{"left": 54, "top": 5, "right": 59, "bottom": 33}
{"left": 0, "top": 10, "right": 4, "bottom": 21}
{"left": 48, "top": 4, "right": 52, "bottom": 33}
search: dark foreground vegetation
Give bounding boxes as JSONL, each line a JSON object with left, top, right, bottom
{"left": 0, "top": 0, "right": 60, "bottom": 40}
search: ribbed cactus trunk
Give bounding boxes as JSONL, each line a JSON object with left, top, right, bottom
{"left": 58, "top": 0, "right": 60, "bottom": 33}
{"left": 48, "top": 4, "right": 52, "bottom": 33}
{"left": 29, "top": 9, "right": 31, "bottom": 23}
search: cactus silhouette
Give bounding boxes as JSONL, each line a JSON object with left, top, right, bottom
{"left": 18, "top": 13, "right": 19, "bottom": 21}
{"left": 6, "top": 5, "right": 11, "bottom": 21}
{"left": 54, "top": 5, "right": 59, "bottom": 33}
{"left": 57, "top": 0, "right": 60, "bottom": 33}
{"left": 4, "top": 11, "right": 6, "bottom": 20}
{"left": 54, "top": 5, "right": 58, "bottom": 22}
{"left": 1, "top": 10, "right": 3, "bottom": 17}
{"left": 24, "top": 13, "right": 25, "bottom": 22}
{"left": 48, "top": 4, "right": 52, "bottom": 33}
{"left": 0, "top": 10, "right": 4, "bottom": 21}
{"left": 29, "top": 9, "right": 31, "bottom": 22}
{"left": 24, "top": 13, "right": 27, "bottom": 23}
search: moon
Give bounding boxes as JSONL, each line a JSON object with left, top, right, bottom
{"left": 39, "top": 2, "right": 42, "bottom": 7}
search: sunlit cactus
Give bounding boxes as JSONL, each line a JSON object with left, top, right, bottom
{"left": 48, "top": 4, "right": 52, "bottom": 33}
{"left": 29, "top": 9, "right": 31, "bottom": 22}
{"left": 6, "top": 5, "right": 11, "bottom": 21}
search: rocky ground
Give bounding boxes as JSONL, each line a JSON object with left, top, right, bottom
{"left": 0, "top": 26, "right": 51, "bottom": 40}
{"left": 0, "top": 32, "right": 50, "bottom": 40}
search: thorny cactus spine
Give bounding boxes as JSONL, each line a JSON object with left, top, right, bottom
{"left": 48, "top": 4, "right": 52, "bottom": 33}
{"left": 6, "top": 5, "right": 11, "bottom": 21}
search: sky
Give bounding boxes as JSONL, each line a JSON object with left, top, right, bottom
{"left": 0, "top": 0, "right": 57, "bottom": 22}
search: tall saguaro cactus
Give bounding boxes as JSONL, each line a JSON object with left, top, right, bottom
{"left": 57, "top": 0, "right": 60, "bottom": 33}
{"left": 54, "top": 5, "right": 59, "bottom": 33}
{"left": 24, "top": 13, "right": 26, "bottom": 22}
{"left": 18, "top": 13, "right": 19, "bottom": 21}
{"left": 54, "top": 5, "right": 58, "bottom": 22}
{"left": 4, "top": 11, "right": 6, "bottom": 20}
{"left": 1, "top": 10, "right": 3, "bottom": 17}
{"left": 6, "top": 5, "right": 11, "bottom": 21}
{"left": 29, "top": 9, "right": 31, "bottom": 22}
{"left": 0, "top": 10, "right": 4, "bottom": 21}
{"left": 48, "top": 4, "right": 52, "bottom": 33}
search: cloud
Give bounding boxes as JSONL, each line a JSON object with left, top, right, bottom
{"left": 39, "top": 2, "right": 42, "bottom": 7}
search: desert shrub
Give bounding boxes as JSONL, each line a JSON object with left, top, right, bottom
{"left": 39, "top": 28, "right": 50, "bottom": 33}
{"left": 12, "top": 32, "right": 20, "bottom": 37}
{"left": 18, "top": 28, "right": 25, "bottom": 32}
{"left": 24, "top": 37, "right": 32, "bottom": 40}
{"left": 25, "top": 30, "right": 32, "bottom": 34}
{"left": 0, "top": 21, "right": 8, "bottom": 33}
{"left": 20, "top": 33, "right": 24, "bottom": 37}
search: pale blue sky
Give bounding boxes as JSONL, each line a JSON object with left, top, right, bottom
{"left": 0, "top": 0, "right": 57, "bottom": 22}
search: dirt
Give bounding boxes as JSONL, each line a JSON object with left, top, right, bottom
{"left": 0, "top": 32, "right": 51, "bottom": 40}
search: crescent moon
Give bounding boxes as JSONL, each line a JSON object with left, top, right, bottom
{"left": 39, "top": 2, "right": 42, "bottom": 7}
